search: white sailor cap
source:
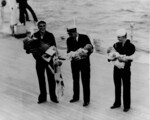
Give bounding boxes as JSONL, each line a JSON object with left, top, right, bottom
{"left": 67, "top": 26, "right": 77, "bottom": 33}
{"left": 116, "top": 29, "right": 127, "bottom": 37}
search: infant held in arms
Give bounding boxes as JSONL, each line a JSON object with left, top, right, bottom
{"left": 107, "top": 46, "right": 125, "bottom": 69}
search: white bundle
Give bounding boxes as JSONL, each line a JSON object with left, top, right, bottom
{"left": 41, "top": 46, "right": 56, "bottom": 62}
{"left": 67, "top": 48, "right": 88, "bottom": 60}
{"left": 113, "top": 59, "right": 125, "bottom": 69}
{"left": 107, "top": 46, "right": 125, "bottom": 69}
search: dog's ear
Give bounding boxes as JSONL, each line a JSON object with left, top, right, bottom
{"left": 56, "top": 80, "right": 60, "bottom": 84}
{"left": 61, "top": 81, "right": 64, "bottom": 86}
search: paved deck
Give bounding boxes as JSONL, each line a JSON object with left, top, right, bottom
{"left": 0, "top": 34, "right": 149, "bottom": 120}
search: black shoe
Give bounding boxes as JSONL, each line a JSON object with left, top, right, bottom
{"left": 37, "top": 100, "right": 47, "bottom": 104}
{"left": 70, "top": 99, "right": 79, "bottom": 103}
{"left": 83, "top": 102, "right": 90, "bottom": 107}
{"left": 51, "top": 99, "right": 59, "bottom": 103}
{"left": 123, "top": 108, "right": 130, "bottom": 112}
{"left": 110, "top": 105, "right": 120, "bottom": 109}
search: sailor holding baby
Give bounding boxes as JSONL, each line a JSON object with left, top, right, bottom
{"left": 108, "top": 29, "right": 135, "bottom": 112}
{"left": 66, "top": 26, "right": 93, "bottom": 107}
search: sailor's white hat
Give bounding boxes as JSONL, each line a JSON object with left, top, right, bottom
{"left": 67, "top": 25, "right": 77, "bottom": 33}
{"left": 116, "top": 29, "right": 127, "bottom": 37}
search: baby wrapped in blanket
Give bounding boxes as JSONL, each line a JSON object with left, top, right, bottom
{"left": 107, "top": 46, "right": 125, "bottom": 69}
{"left": 67, "top": 44, "right": 93, "bottom": 60}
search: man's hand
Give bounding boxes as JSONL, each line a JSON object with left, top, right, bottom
{"left": 42, "top": 54, "right": 50, "bottom": 58}
{"left": 32, "top": 37, "right": 38, "bottom": 40}
{"left": 118, "top": 56, "right": 127, "bottom": 62}
{"left": 73, "top": 54, "right": 81, "bottom": 61}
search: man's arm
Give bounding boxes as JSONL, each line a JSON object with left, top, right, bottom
{"left": 49, "top": 33, "right": 56, "bottom": 47}
{"left": 66, "top": 38, "right": 71, "bottom": 53}
{"left": 118, "top": 43, "right": 136, "bottom": 62}
{"left": 84, "top": 35, "right": 94, "bottom": 55}
{"left": 118, "top": 54, "right": 135, "bottom": 62}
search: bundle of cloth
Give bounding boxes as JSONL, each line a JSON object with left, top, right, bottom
{"left": 23, "top": 36, "right": 50, "bottom": 57}
{"left": 67, "top": 44, "right": 93, "bottom": 60}
{"left": 23, "top": 36, "right": 65, "bottom": 98}
{"left": 107, "top": 46, "right": 125, "bottom": 69}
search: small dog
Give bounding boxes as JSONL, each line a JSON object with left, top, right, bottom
{"left": 53, "top": 56, "right": 65, "bottom": 99}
